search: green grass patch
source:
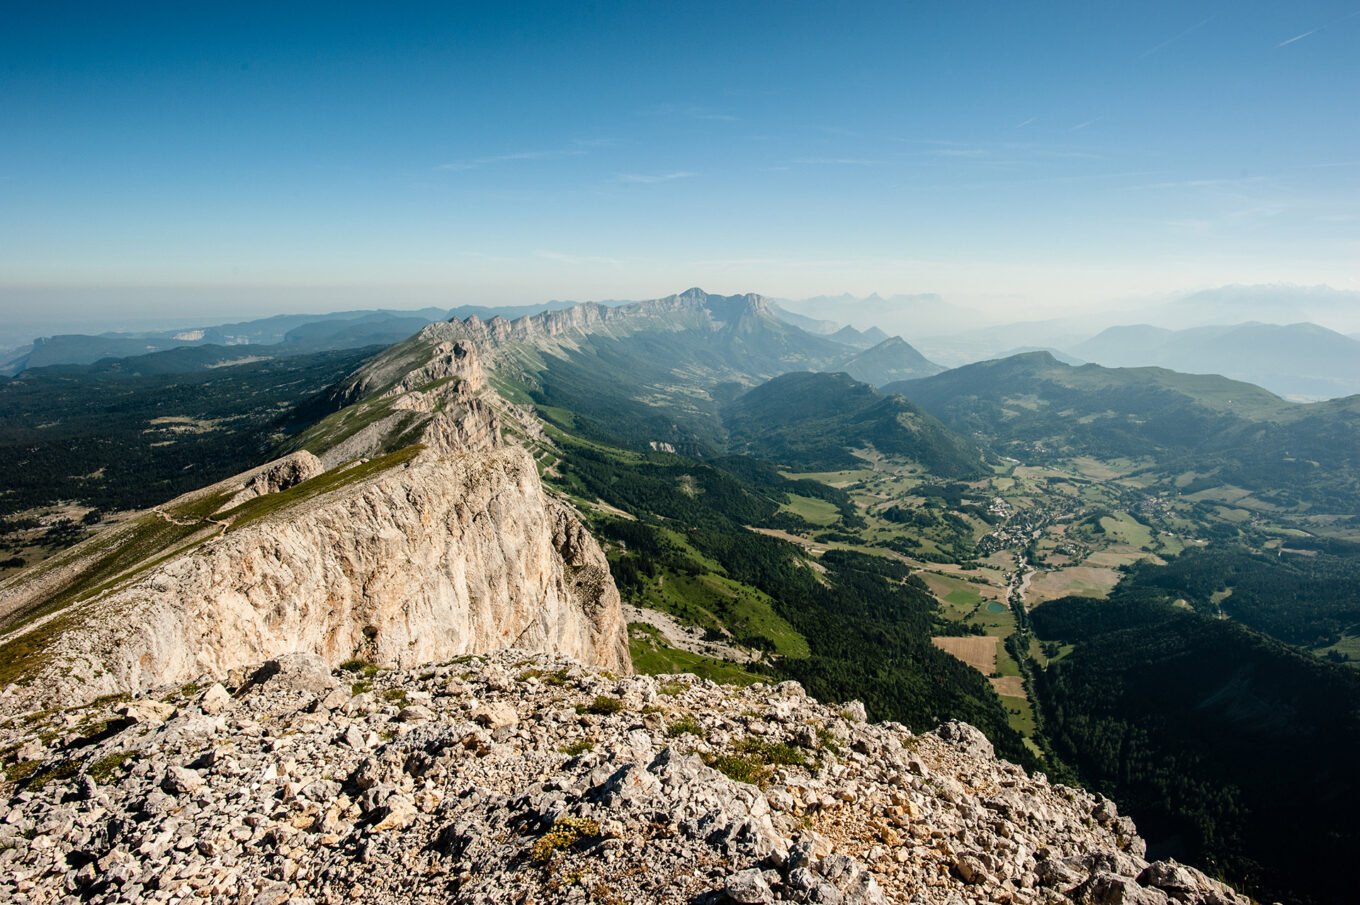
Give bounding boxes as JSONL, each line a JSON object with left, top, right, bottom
{"left": 519, "top": 667, "right": 570, "bottom": 686}
{"left": 706, "top": 752, "right": 768, "bottom": 785}
{"left": 0, "top": 611, "right": 78, "bottom": 689}
{"left": 666, "top": 715, "right": 705, "bottom": 738}
{"left": 779, "top": 493, "right": 841, "bottom": 527}
{"left": 19, "top": 757, "right": 80, "bottom": 791}
{"left": 705, "top": 736, "right": 808, "bottom": 786}
{"left": 995, "top": 642, "right": 1023, "bottom": 678}
{"left": 87, "top": 749, "right": 135, "bottom": 784}
{"left": 577, "top": 695, "right": 623, "bottom": 716}
{"left": 628, "top": 625, "right": 765, "bottom": 685}
{"left": 285, "top": 393, "right": 408, "bottom": 457}
{"left": 0, "top": 446, "right": 421, "bottom": 689}
{"left": 2, "top": 488, "right": 232, "bottom": 637}
{"left": 4, "top": 759, "right": 41, "bottom": 785}
{"left": 558, "top": 738, "right": 595, "bottom": 756}
{"left": 634, "top": 562, "right": 809, "bottom": 659}
{"left": 1314, "top": 633, "right": 1360, "bottom": 667}
{"left": 1098, "top": 511, "right": 1154, "bottom": 548}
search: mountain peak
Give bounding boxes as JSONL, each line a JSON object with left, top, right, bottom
{"left": 835, "top": 335, "right": 944, "bottom": 386}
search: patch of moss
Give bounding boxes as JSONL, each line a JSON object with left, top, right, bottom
{"left": 520, "top": 667, "right": 570, "bottom": 686}
{"left": 815, "top": 725, "right": 843, "bottom": 755}
{"left": 22, "top": 758, "right": 80, "bottom": 791}
{"left": 704, "top": 752, "right": 768, "bottom": 785}
{"left": 340, "top": 659, "right": 380, "bottom": 678}
{"left": 4, "top": 759, "right": 41, "bottom": 785}
{"left": 531, "top": 816, "right": 601, "bottom": 863}
{"left": 734, "top": 736, "right": 807, "bottom": 767}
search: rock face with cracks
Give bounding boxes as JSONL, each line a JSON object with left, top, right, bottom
{"left": 0, "top": 341, "right": 629, "bottom": 712}
{"left": 0, "top": 652, "right": 1250, "bottom": 905}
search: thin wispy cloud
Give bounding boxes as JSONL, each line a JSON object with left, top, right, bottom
{"left": 1276, "top": 9, "right": 1360, "bottom": 48}
{"left": 616, "top": 171, "right": 696, "bottom": 184}
{"left": 894, "top": 138, "right": 1105, "bottom": 161}
{"left": 1276, "top": 29, "right": 1318, "bottom": 48}
{"left": 646, "top": 103, "right": 738, "bottom": 123}
{"left": 1139, "top": 17, "right": 1212, "bottom": 59}
{"left": 931, "top": 148, "right": 990, "bottom": 159}
{"left": 436, "top": 147, "right": 586, "bottom": 172}
{"left": 1070, "top": 117, "right": 1102, "bottom": 131}
{"left": 1136, "top": 176, "right": 1266, "bottom": 191}
{"left": 1014, "top": 117, "right": 1037, "bottom": 129}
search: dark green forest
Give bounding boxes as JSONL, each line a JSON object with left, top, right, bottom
{"left": 1115, "top": 545, "right": 1360, "bottom": 649}
{"left": 1030, "top": 561, "right": 1360, "bottom": 905}
{"left": 0, "top": 347, "right": 375, "bottom": 527}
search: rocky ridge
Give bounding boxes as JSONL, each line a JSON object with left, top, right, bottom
{"left": 334, "top": 288, "right": 774, "bottom": 402}
{"left": 0, "top": 651, "right": 1250, "bottom": 905}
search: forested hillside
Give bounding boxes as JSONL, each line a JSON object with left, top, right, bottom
{"left": 1030, "top": 563, "right": 1360, "bottom": 905}
{"left": 724, "top": 371, "right": 984, "bottom": 476}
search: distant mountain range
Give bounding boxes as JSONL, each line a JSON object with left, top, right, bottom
{"left": 0, "top": 303, "right": 573, "bottom": 376}
{"left": 1068, "top": 322, "right": 1360, "bottom": 400}
{"left": 1151, "top": 284, "right": 1360, "bottom": 334}
{"left": 308, "top": 287, "right": 947, "bottom": 463}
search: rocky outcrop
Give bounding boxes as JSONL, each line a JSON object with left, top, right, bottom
{"left": 225, "top": 450, "right": 325, "bottom": 508}
{"left": 0, "top": 651, "right": 1250, "bottom": 905}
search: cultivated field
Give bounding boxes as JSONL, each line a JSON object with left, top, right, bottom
{"left": 1026, "top": 565, "right": 1121, "bottom": 605}
{"left": 932, "top": 635, "right": 999, "bottom": 674}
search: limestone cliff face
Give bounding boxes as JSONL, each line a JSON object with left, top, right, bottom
{"left": 17, "top": 445, "right": 627, "bottom": 707}
{"left": 0, "top": 342, "right": 629, "bottom": 710}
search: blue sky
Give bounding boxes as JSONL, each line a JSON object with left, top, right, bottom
{"left": 1, "top": 1, "right": 1358, "bottom": 326}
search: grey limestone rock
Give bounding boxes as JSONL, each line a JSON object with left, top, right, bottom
{"left": 0, "top": 650, "right": 1251, "bottom": 905}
